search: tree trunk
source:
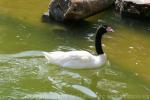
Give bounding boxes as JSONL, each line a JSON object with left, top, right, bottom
{"left": 115, "top": 0, "right": 150, "bottom": 18}
{"left": 46, "top": 0, "right": 114, "bottom": 22}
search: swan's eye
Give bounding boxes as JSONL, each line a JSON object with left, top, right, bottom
{"left": 102, "top": 25, "right": 107, "bottom": 29}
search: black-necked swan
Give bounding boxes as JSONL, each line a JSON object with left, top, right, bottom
{"left": 43, "top": 25, "right": 114, "bottom": 69}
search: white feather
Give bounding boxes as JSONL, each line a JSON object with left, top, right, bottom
{"left": 43, "top": 51, "right": 106, "bottom": 69}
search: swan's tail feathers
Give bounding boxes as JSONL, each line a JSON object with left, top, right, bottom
{"left": 43, "top": 52, "right": 52, "bottom": 62}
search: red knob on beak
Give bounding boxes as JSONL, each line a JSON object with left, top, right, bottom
{"left": 106, "top": 27, "right": 114, "bottom": 32}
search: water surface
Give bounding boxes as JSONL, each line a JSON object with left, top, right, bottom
{"left": 0, "top": 0, "right": 150, "bottom": 99}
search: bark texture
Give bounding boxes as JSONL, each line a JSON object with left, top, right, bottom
{"left": 47, "top": 0, "right": 114, "bottom": 22}
{"left": 115, "top": 0, "right": 150, "bottom": 18}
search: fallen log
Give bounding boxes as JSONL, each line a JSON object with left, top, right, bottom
{"left": 115, "top": 0, "right": 150, "bottom": 18}
{"left": 43, "top": 0, "right": 114, "bottom": 22}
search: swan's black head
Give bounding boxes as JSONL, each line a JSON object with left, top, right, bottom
{"left": 96, "top": 25, "right": 114, "bottom": 35}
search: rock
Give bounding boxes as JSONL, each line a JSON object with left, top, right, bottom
{"left": 115, "top": 0, "right": 150, "bottom": 18}
{"left": 45, "top": 0, "right": 114, "bottom": 22}
{"left": 42, "top": 12, "right": 51, "bottom": 22}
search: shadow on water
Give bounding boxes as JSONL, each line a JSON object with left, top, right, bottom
{"left": 119, "top": 17, "right": 150, "bottom": 34}
{"left": 90, "top": 9, "right": 150, "bottom": 33}
{"left": 41, "top": 12, "right": 109, "bottom": 36}
{"left": 42, "top": 15, "right": 94, "bottom": 35}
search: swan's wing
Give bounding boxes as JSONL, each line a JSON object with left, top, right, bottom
{"left": 62, "top": 51, "right": 95, "bottom": 68}
{"left": 43, "top": 51, "right": 96, "bottom": 68}
{"left": 66, "top": 51, "right": 94, "bottom": 61}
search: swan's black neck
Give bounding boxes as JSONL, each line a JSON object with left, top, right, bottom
{"left": 95, "top": 29, "right": 105, "bottom": 55}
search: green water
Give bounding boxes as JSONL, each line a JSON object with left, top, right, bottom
{"left": 0, "top": 0, "right": 150, "bottom": 99}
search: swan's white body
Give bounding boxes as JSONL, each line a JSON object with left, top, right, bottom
{"left": 43, "top": 25, "right": 114, "bottom": 69}
{"left": 43, "top": 51, "right": 106, "bottom": 69}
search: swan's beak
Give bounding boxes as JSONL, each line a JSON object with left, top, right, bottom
{"left": 106, "top": 27, "right": 114, "bottom": 32}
